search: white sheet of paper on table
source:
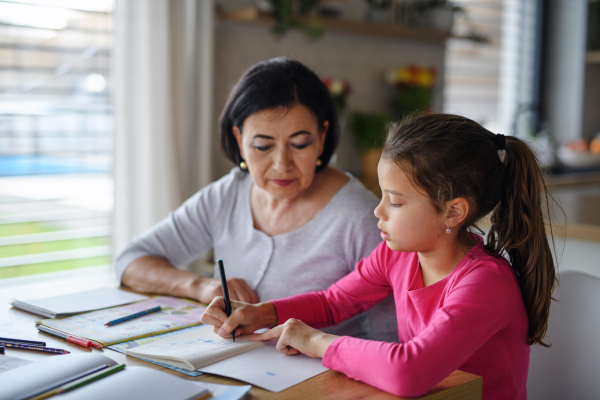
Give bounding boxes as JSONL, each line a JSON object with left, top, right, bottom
{"left": 0, "top": 355, "right": 33, "bottom": 374}
{"left": 198, "top": 339, "right": 329, "bottom": 393}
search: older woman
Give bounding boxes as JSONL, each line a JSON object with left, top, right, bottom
{"left": 115, "top": 58, "right": 397, "bottom": 341}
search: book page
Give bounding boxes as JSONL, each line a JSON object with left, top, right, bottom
{"left": 0, "top": 353, "right": 117, "bottom": 400}
{"left": 199, "top": 339, "right": 328, "bottom": 392}
{"left": 108, "top": 326, "right": 204, "bottom": 376}
{"left": 127, "top": 324, "right": 264, "bottom": 371}
{"left": 0, "top": 354, "right": 32, "bottom": 374}
{"left": 56, "top": 367, "right": 209, "bottom": 400}
{"left": 37, "top": 296, "right": 206, "bottom": 346}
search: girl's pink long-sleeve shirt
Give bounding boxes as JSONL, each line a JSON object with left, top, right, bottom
{"left": 270, "top": 235, "right": 529, "bottom": 399}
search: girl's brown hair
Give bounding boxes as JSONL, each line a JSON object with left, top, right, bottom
{"left": 383, "top": 113, "right": 558, "bottom": 346}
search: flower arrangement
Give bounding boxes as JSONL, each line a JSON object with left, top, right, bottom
{"left": 385, "top": 65, "right": 436, "bottom": 117}
{"left": 322, "top": 77, "right": 352, "bottom": 115}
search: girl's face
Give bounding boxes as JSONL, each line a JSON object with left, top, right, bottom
{"left": 374, "top": 158, "right": 448, "bottom": 253}
{"left": 233, "top": 104, "right": 328, "bottom": 201}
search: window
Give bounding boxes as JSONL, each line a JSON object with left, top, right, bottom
{"left": 0, "top": 0, "right": 114, "bottom": 282}
{"left": 444, "top": 0, "right": 504, "bottom": 131}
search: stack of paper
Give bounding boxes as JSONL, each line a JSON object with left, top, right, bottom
{"left": 9, "top": 288, "right": 149, "bottom": 318}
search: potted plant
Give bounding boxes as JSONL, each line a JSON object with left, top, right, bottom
{"left": 350, "top": 111, "right": 391, "bottom": 195}
{"left": 385, "top": 64, "right": 436, "bottom": 118}
{"left": 267, "top": 0, "right": 325, "bottom": 40}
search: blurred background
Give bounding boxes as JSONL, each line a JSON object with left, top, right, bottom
{"left": 0, "top": 0, "right": 599, "bottom": 285}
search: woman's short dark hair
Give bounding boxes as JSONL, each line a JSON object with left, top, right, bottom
{"left": 219, "top": 57, "right": 339, "bottom": 173}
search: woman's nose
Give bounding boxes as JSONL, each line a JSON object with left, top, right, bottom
{"left": 272, "top": 146, "right": 292, "bottom": 172}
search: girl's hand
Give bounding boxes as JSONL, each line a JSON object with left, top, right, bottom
{"left": 251, "top": 318, "right": 339, "bottom": 358}
{"left": 200, "top": 297, "right": 279, "bottom": 338}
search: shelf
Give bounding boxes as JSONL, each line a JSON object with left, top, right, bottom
{"left": 587, "top": 51, "right": 600, "bottom": 64}
{"left": 218, "top": 8, "right": 452, "bottom": 43}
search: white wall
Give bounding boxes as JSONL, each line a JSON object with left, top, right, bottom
{"left": 211, "top": 21, "right": 446, "bottom": 179}
{"left": 557, "top": 238, "right": 600, "bottom": 279}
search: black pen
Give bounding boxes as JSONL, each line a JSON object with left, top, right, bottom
{"left": 218, "top": 259, "right": 235, "bottom": 342}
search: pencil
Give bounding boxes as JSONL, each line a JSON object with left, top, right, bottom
{"left": 104, "top": 306, "right": 162, "bottom": 326}
{"left": 0, "top": 342, "right": 69, "bottom": 354}
{"left": 218, "top": 259, "right": 235, "bottom": 342}
{"left": 0, "top": 336, "right": 46, "bottom": 347}
{"left": 37, "top": 325, "right": 94, "bottom": 348}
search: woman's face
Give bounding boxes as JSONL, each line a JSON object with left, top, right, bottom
{"left": 233, "top": 104, "right": 328, "bottom": 201}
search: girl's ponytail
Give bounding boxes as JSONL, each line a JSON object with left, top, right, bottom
{"left": 487, "top": 136, "right": 558, "bottom": 346}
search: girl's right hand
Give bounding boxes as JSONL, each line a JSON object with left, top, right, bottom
{"left": 200, "top": 297, "right": 279, "bottom": 338}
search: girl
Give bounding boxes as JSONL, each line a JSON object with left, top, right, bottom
{"left": 200, "top": 114, "right": 558, "bottom": 399}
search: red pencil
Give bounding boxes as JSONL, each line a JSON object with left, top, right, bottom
{"left": 37, "top": 325, "right": 104, "bottom": 348}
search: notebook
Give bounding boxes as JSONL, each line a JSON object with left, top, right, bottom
{"left": 108, "top": 326, "right": 206, "bottom": 376}
{"left": 9, "top": 288, "right": 149, "bottom": 318}
{"left": 127, "top": 324, "right": 329, "bottom": 392}
{"left": 36, "top": 296, "right": 207, "bottom": 346}
{"left": 126, "top": 324, "right": 264, "bottom": 371}
{"left": 0, "top": 353, "right": 210, "bottom": 400}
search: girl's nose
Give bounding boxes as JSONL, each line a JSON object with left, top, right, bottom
{"left": 374, "top": 201, "right": 386, "bottom": 220}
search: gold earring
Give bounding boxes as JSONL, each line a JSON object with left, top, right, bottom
{"left": 240, "top": 160, "right": 247, "bottom": 170}
{"left": 316, "top": 158, "right": 322, "bottom": 166}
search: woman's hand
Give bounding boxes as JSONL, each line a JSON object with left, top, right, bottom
{"left": 251, "top": 318, "right": 339, "bottom": 358}
{"left": 196, "top": 278, "right": 259, "bottom": 305}
{"left": 200, "top": 297, "right": 279, "bottom": 338}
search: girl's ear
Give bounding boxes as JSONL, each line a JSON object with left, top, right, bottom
{"left": 232, "top": 126, "right": 244, "bottom": 159}
{"left": 445, "top": 198, "right": 470, "bottom": 228}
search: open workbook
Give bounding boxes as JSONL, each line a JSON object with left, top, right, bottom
{"left": 126, "top": 324, "right": 329, "bottom": 392}
{"left": 126, "top": 324, "right": 265, "bottom": 371}
{"left": 36, "top": 296, "right": 206, "bottom": 346}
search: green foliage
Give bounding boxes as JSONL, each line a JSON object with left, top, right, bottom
{"left": 269, "top": 0, "right": 324, "bottom": 40}
{"left": 394, "top": 86, "right": 435, "bottom": 118}
{"left": 350, "top": 111, "right": 392, "bottom": 153}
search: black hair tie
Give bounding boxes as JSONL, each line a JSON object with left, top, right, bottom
{"left": 496, "top": 133, "right": 506, "bottom": 151}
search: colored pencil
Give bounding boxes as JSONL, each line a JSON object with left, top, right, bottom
{"left": 104, "top": 306, "right": 162, "bottom": 326}
{"left": 37, "top": 325, "right": 94, "bottom": 348}
{"left": 0, "top": 342, "right": 69, "bottom": 354}
{"left": 218, "top": 259, "right": 235, "bottom": 342}
{"left": 0, "top": 336, "right": 46, "bottom": 347}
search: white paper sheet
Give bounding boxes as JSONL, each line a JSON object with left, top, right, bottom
{"left": 199, "top": 340, "right": 328, "bottom": 393}
{"left": 10, "top": 288, "right": 148, "bottom": 317}
{"left": 127, "top": 324, "right": 263, "bottom": 371}
{"left": 56, "top": 367, "right": 209, "bottom": 400}
{"left": 0, "top": 354, "right": 32, "bottom": 374}
{"left": 191, "top": 381, "right": 251, "bottom": 400}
